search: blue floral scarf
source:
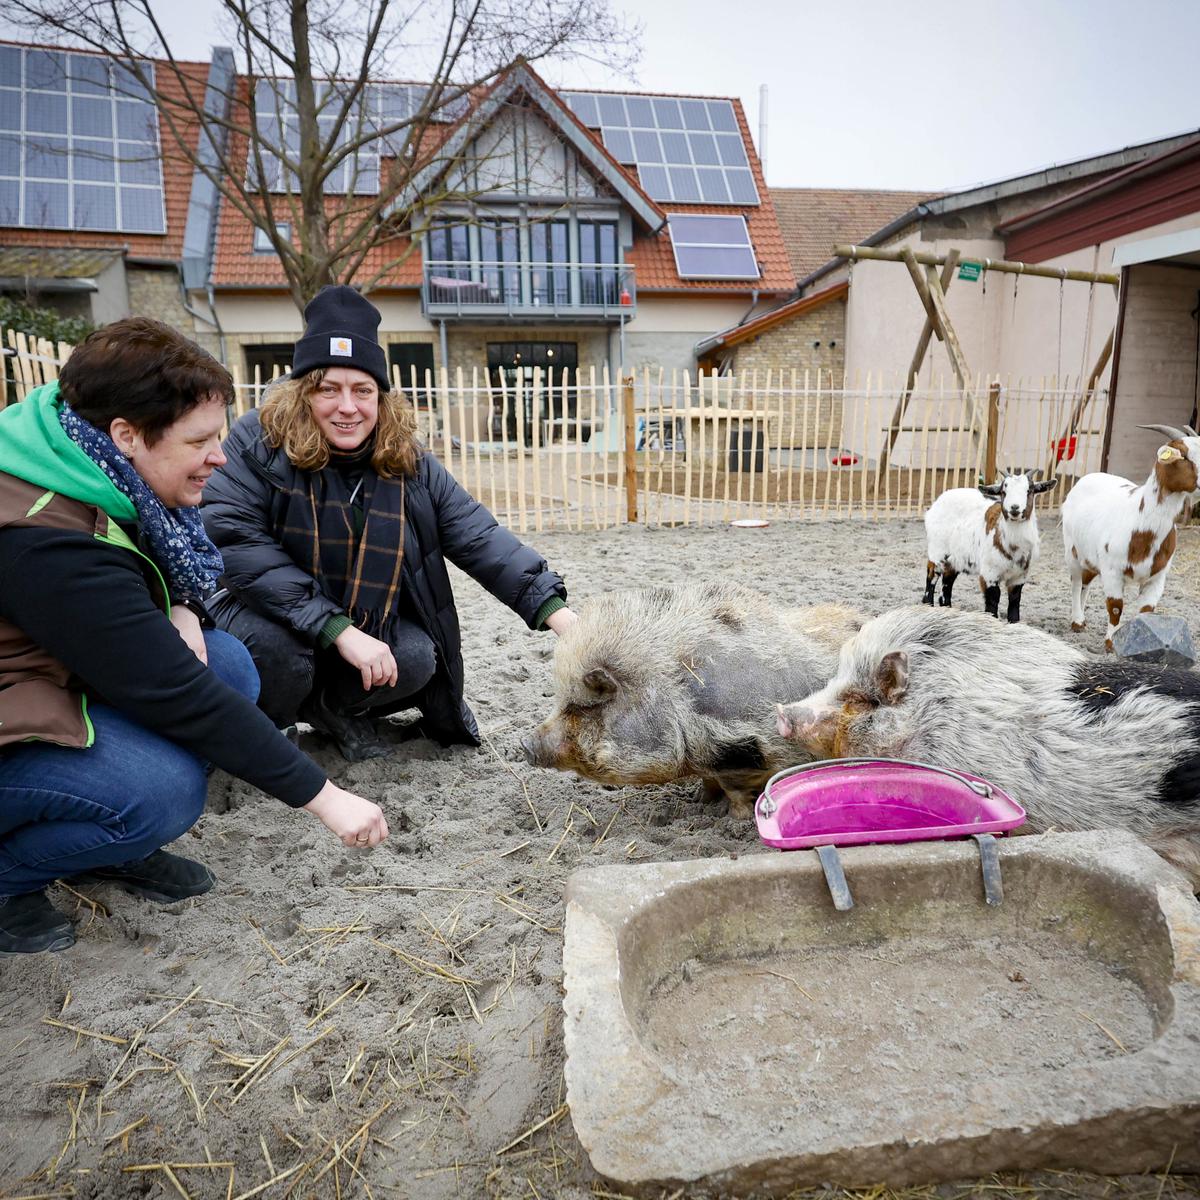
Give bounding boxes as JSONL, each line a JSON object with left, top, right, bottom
{"left": 59, "top": 402, "right": 224, "bottom": 601}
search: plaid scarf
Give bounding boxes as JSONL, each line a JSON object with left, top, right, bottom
{"left": 288, "top": 445, "right": 407, "bottom": 639}
{"left": 59, "top": 401, "right": 223, "bottom": 601}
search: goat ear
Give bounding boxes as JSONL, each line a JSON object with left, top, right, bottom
{"left": 978, "top": 482, "right": 1003, "bottom": 498}
{"left": 1031, "top": 477, "right": 1058, "bottom": 494}
{"left": 874, "top": 650, "right": 909, "bottom": 706}
{"left": 583, "top": 666, "right": 619, "bottom": 697}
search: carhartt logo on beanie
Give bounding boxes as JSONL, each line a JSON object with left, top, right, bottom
{"left": 291, "top": 285, "right": 390, "bottom": 390}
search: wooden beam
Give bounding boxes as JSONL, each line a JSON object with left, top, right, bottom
{"left": 901, "top": 247, "right": 942, "bottom": 337}
{"left": 924, "top": 264, "right": 972, "bottom": 393}
{"left": 1060, "top": 326, "right": 1113, "bottom": 460}
{"left": 984, "top": 381, "right": 1001, "bottom": 483}
{"left": 1084, "top": 326, "right": 1115, "bottom": 398}
{"left": 835, "top": 244, "right": 1119, "bottom": 286}
{"left": 622, "top": 374, "right": 637, "bottom": 523}
{"left": 877, "top": 250, "right": 959, "bottom": 472}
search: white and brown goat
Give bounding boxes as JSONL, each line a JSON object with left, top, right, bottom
{"left": 922, "top": 471, "right": 1056, "bottom": 622}
{"left": 1062, "top": 423, "right": 1200, "bottom": 651}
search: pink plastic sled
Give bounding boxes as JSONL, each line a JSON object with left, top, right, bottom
{"left": 754, "top": 758, "right": 1026, "bottom": 910}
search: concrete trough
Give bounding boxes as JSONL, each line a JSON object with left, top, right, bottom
{"left": 562, "top": 831, "right": 1200, "bottom": 1195}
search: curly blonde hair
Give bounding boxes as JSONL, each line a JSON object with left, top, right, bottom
{"left": 258, "top": 368, "right": 421, "bottom": 479}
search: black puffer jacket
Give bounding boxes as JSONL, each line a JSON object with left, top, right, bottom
{"left": 201, "top": 411, "right": 566, "bottom": 745}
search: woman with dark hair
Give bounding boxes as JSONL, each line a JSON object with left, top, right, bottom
{"left": 202, "top": 286, "right": 575, "bottom": 761}
{"left": 0, "top": 318, "right": 388, "bottom": 955}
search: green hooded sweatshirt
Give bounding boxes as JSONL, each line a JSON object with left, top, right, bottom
{"left": 0, "top": 382, "right": 136, "bottom": 522}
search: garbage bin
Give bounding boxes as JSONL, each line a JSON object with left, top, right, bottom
{"left": 728, "top": 428, "right": 765, "bottom": 473}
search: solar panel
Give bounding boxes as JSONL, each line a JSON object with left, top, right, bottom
{"left": 0, "top": 47, "right": 165, "bottom": 233}
{"left": 563, "top": 91, "right": 759, "bottom": 206}
{"left": 667, "top": 213, "right": 759, "bottom": 280}
{"left": 252, "top": 80, "right": 467, "bottom": 195}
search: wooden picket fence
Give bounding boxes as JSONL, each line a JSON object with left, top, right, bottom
{"left": 3, "top": 332, "right": 1111, "bottom": 532}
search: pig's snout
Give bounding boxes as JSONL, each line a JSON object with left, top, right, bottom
{"left": 520, "top": 732, "right": 548, "bottom": 766}
{"left": 776, "top": 702, "right": 837, "bottom": 745}
{"left": 521, "top": 725, "right": 566, "bottom": 768}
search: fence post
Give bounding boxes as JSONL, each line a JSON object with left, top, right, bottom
{"left": 622, "top": 373, "right": 637, "bottom": 523}
{"left": 984, "top": 381, "right": 1001, "bottom": 483}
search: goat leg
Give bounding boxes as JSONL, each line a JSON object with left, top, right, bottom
{"left": 981, "top": 580, "right": 1001, "bottom": 618}
{"left": 923, "top": 560, "right": 938, "bottom": 606}
{"left": 1006, "top": 583, "right": 1023, "bottom": 624}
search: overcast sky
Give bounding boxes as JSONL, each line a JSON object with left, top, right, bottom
{"left": 151, "top": 0, "right": 1199, "bottom": 194}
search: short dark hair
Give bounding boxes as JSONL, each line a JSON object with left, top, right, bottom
{"left": 58, "top": 317, "right": 233, "bottom": 446}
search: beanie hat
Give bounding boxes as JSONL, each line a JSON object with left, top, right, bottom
{"left": 291, "top": 285, "right": 390, "bottom": 391}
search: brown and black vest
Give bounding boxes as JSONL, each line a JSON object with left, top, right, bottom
{"left": 0, "top": 473, "right": 165, "bottom": 750}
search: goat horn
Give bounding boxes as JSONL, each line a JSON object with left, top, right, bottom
{"left": 1139, "top": 423, "right": 1189, "bottom": 440}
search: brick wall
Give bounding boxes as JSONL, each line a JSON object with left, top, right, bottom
{"left": 727, "top": 298, "right": 846, "bottom": 447}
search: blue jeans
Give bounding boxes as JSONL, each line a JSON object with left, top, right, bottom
{"left": 0, "top": 631, "right": 259, "bottom": 897}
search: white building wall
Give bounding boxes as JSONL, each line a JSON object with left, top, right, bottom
{"left": 839, "top": 213, "right": 1200, "bottom": 470}
{"left": 623, "top": 294, "right": 755, "bottom": 375}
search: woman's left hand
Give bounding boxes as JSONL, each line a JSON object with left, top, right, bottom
{"left": 545, "top": 606, "right": 579, "bottom": 637}
{"left": 169, "top": 604, "right": 208, "bottom": 665}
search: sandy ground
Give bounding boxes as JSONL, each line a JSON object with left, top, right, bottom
{"left": 2, "top": 516, "right": 1200, "bottom": 1200}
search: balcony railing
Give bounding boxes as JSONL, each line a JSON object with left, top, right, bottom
{"left": 422, "top": 260, "right": 635, "bottom": 320}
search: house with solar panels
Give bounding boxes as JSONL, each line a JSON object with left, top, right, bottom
{"left": 0, "top": 41, "right": 793, "bottom": 407}
{"left": 210, "top": 63, "right": 794, "bottom": 398}
{"left": 0, "top": 42, "right": 210, "bottom": 336}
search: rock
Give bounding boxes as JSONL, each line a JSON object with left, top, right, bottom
{"left": 1112, "top": 613, "right": 1196, "bottom": 669}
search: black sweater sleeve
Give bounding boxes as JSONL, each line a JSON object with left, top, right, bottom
{"left": 0, "top": 527, "right": 327, "bottom": 807}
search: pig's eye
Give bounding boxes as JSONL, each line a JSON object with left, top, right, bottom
{"left": 839, "top": 688, "right": 877, "bottom": 712}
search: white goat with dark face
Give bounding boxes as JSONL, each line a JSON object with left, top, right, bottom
{"left": 922, "top": 471, "right": 1057, "bottom": 623}
{"left": 1063, "top": 422, "right": 1200, "bottom": 651}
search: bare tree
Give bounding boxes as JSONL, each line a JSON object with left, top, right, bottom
{"left": 1, "top": 0, "right": 639, "bottom": 310}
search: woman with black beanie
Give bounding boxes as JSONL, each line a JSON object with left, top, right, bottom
{"left": 202, "top": 285, "right": 576, "bottom": 761}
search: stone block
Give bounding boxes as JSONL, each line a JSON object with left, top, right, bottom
{"left": 563, "top": 831, "right": 1200, "bottom": 1195}
{"left": 1113, "top": 612, "right": 1196, "bottom": 669}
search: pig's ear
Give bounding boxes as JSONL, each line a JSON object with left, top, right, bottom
{"left": 583, "top": 666, "right": 619, "bottom": 697}
{"left": 874, "top": 650, "right": 909, "bottom": 705}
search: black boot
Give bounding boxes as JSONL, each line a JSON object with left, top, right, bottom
{"left": 0, "top": 890, "right": 75, "bottom": 954}
{"left": 73, "top": 850, "right": 216, "bottom": 903}
{"left": 299, "top": 690, "right": 391, "bottom": 763}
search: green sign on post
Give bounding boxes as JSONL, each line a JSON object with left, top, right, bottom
{"left": 958, "top": 260, "right": 983, "bottom": 282}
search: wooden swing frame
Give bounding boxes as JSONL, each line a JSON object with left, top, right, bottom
{"left": 834, "top": 244, "right": 1120, "bottom": 477}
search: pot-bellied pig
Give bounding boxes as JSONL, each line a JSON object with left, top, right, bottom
{"left": 522, "top": 582, "right": 864, "bottom": 815}
{"left": 776, "top": 605, "right": 1200, "bottom": 887}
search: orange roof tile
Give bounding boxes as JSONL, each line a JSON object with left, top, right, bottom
{"left": 1, "top": 49, "right": 208, "bottom": 262}
{"left": 769, "top": 187, "right": 934, "bottom": 281}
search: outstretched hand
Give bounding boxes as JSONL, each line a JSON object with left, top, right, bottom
{"left": 303, "top": 780, "right": 389, "bottom": 848}
{"left": 545, "top": 607, "right": 579, "bottom": 637}
{"left": 334, "top": 625, "right": 398, "bottom": 690}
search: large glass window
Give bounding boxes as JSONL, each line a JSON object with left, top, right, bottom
{"left": 479, "top": 217, "right": 520, "bottom": 304}
{"left": 578, "top": 220, "right": 619, "bottom": 304}
{"left": 529, "top": 218, "right": 569, "bottom": 305}
{"left": 426, "top": 220, "right": 471, "bottom": 278}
